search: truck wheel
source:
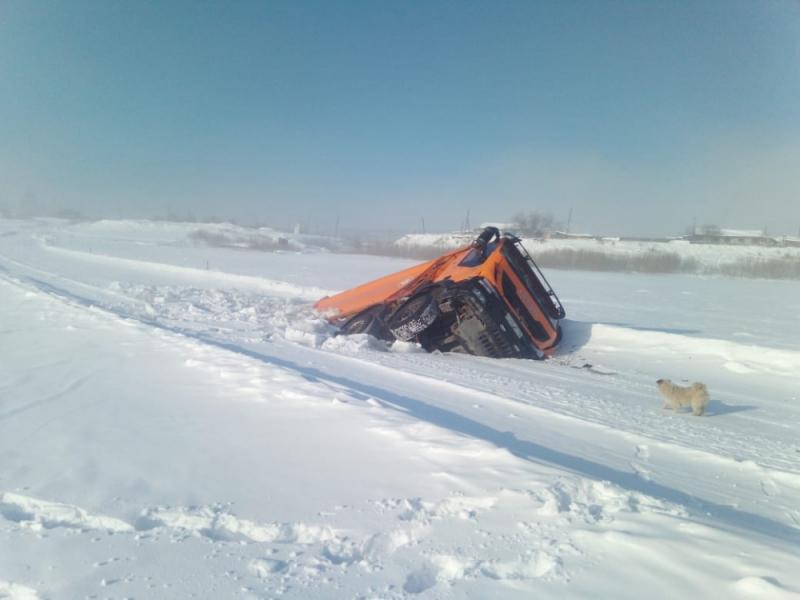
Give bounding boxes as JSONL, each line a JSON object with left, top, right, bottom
{"left": 341, "top": 305, "right": 390, "bottom": 340}
{"left": 388, "top": 293, "right": 440, "bottom": 341}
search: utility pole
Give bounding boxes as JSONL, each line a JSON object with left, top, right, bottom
{"left": 566, "top": 207, "right": 573, "bottom": 234}
{"left": 334, "top": 215, "right": 340, "bottom": 238}
{"left": 421, "top": 217, "right": 426, "bottom": 234}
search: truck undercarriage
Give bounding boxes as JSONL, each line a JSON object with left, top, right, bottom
{"left": 316, "top": 228, "right": 566, "bottom": 359}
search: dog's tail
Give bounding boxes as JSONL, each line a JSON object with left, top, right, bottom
{"left": 692, "top": 382, "right": 710, "bottom": 402}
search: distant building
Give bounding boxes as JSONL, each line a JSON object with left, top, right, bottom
{"left": 685, "top": 227, "right": 779, "bottom": 246}
{"left": 782, "top": 236, "right": 800, "bottom": 248}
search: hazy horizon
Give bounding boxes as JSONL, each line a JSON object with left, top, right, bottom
{"left": 2, "top": 1, "right": 799, "bottom": 237}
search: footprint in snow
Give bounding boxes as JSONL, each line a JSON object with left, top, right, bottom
{"left": 631, "top": 445, "right": 651, "bottom": 481}
{"left": 760, "top": 478, "right": 780, "bottom": 497}
{"left": 635, "top": 445, "right": 650, "bottom": 460}
{"left": 630, "top": 462, "right": 651, "bottom": 481}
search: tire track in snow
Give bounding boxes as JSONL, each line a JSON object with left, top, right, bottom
{"left": 36, "top": 236, "right": 336, "bottom": 300}
{"left": 7, "top": 232, "right": 797, "bottom": 473}
{"left": 304, "top": 342, "right": 800, "bottom": 477}
{"left": 0, "top": 373, "right": 95, "bottom": 423}
{"left": 2, "top": 249, "right": 799, "bottom": 549}
{"left": 361, "top": 346, "right": 800, "bottom": 474}
{"left": 277, "top": 345, "right": 800, "bottom": 540}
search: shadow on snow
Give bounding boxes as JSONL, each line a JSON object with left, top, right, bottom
{"left": 6, "top": 269, "right": 797, "bottom": 549}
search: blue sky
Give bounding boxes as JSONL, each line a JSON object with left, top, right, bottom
{"left": 1, "top": 1, "right": 799, "bottom": 235}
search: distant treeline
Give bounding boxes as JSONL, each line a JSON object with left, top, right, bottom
{"left": 346, "top": 243, "right": 800, "bottom": 280}
{"left": 531, "top": 249, "right": 800, "bottom": 279}
{"left": 531, "top": 248, "right": 698, "bottom": 274}
{"left": 184, "top": 220, "right": 800, "bottom": 280}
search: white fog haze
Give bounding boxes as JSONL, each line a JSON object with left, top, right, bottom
{"left": 1, "top": 2, "right": 799, "bottom": 238}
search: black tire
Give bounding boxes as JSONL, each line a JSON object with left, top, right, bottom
{"left": 388, "top": 292, "right": 440, "bottom": 341}
{"left": 340, "top": 305, "right": 391, "bottom": 340}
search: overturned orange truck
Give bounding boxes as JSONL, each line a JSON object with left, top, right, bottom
{"left": 315, "top": 227, "right": 566, "bottom": 359}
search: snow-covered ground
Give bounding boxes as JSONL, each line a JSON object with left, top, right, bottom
{"left": 1, "top": 218, "right": 799, "bottom": 599}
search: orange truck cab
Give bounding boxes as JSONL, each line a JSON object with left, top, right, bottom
{"left": 314, "top": 227, "right": 566, "bottom": 359}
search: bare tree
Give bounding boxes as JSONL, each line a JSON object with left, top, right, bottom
{"left": 511, "top": 211, "right": 561, "bottom": 237}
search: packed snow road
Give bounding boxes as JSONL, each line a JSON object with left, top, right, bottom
{"left": 1, "top": 219, "right": 799, "bottom": 599}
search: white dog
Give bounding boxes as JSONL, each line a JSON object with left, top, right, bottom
{"left": 656, "top": 379, "right": 709, "bottom": 416}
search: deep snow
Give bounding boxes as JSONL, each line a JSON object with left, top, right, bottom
{"left": 1, "top": 219, "right": 799, "bottom": 599}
